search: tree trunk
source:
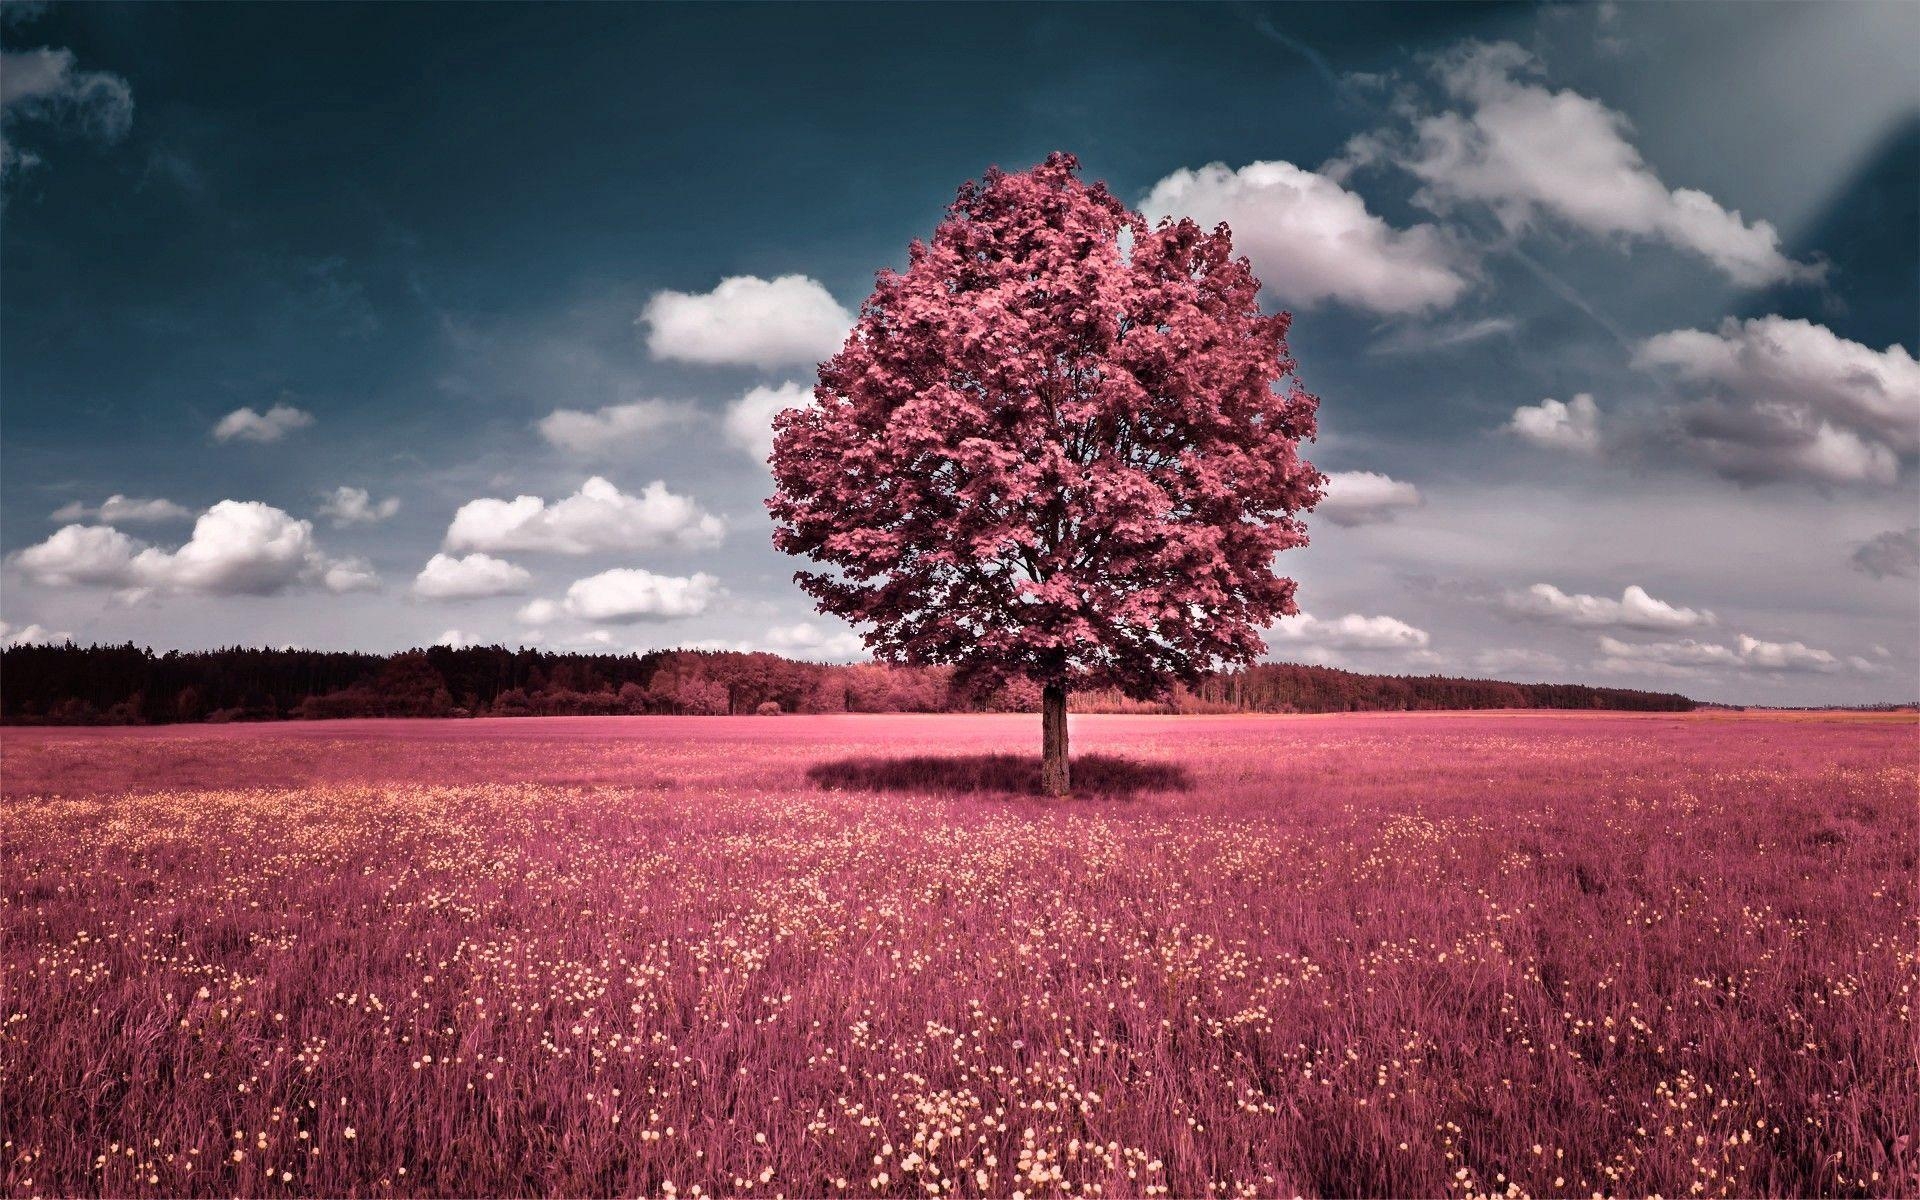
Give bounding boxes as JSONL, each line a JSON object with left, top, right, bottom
{"left": 1041, "top": 683, "right": 1070, "bottom": 796}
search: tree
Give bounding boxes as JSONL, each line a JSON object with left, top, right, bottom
{"left": 768, "top": 152, "right": 1323, "bottom": 794}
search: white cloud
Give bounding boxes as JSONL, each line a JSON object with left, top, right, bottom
{"left": 1141, "top": 160, "right": 1471, "bottom": 314}
{"left": 1507, "top": 393, "right": 1600, "bottom": 454}
{"left": 318, "top": 486, "right": 400, "bottom": 527}
{"left": 725, "top": 381, "right": 811, "bottom": 463}
{"left": 537, "top": 399, "right": 696, "bottom": 456}
{"left": 50, "top": 494, "right": 191, "bottom": 524}
{"left": 515, "top": 598, "right": 560, "bottom": 625}
{"left": 1734, "top": 634, "right": 1842, "bottom": 673}
{"left": 212, "top": 402, "right": 314, "bottom": 444}
{"left": 559, "top": 568, "right": 721, "bottom": 623}
{"left": 1356, "top": 41, "right": 1819, "bottom": 287}
{"left": 150, "top": 503, "right": 330, "bottom": 594}
{"left": 1, "top": 46, "right": 133, "bottom": 180}
{"left": 321, "top": 557, "right": 380, "bottom": 594}
{"left": 1637, "top": 317, "right": 1918, "bottom": 485}
{"left": 640, "top": 274, "right": 851, "bottom": 368}
{"left": 1317, "top": 470, "right": 1424, "bottom": 527}
{"left": 444, "top": 476, "right": 724, "bottom": 556}
{"left": 411, "top": 552, "right": 531, "bottom": 601}
{"left": 1, "top": 620, "right": 73, "bottom": 647}
{"left": 1852, "top": 527, "right": 1919, "bottom": 580}
{"left": 1593, "top": 635, "right": 1735, "bottom": 678}
{"left": 10, "top": 523, "right": 144, "bottom": 587}
{"left": 10, "top": 501, "right": 376, "bottom": 597}
{"left": 434, "top": 629, "right": 477, "bottom": 649}
{"left": 764, "top": 620, "right": 867, "bottom": 662}
{"left": 1273, "top": 611, "right": 1432, "bottom": 650}
{"left": 1505, "top": 582, "right": 1713, "bottom": 630}
{"left": 1596, "top": 632, "right": 1850, "bottom": 675}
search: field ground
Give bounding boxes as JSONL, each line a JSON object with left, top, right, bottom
{"left": 3, "top": 711, "right": 1915, "bottom": 1198}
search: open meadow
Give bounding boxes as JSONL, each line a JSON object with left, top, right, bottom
{"left": 3, "top": 711, "right": 1915, "bottom": 1198}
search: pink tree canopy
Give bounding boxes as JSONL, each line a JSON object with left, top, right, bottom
{"left": 768, "top": 152, "right": 1322, "bottom": 707}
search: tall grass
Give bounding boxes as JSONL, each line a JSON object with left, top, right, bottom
{"left": 3, "top": 712, "right": 1914, "bottom": 1197}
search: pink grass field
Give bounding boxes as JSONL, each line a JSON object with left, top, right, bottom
{"left": 3, "top": 711, "right": 1915, "bottom": 1199}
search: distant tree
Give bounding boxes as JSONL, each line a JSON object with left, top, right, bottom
{"left": 371, "top": 652, "right": 454, "bottom": 717}
{"left": 804, "top": 672, "right": 848, "bottom": 714}
{"left": 646, "top": 655, "right": 730, "bottom": 715}
{"left": 768, "top": 152, "right": 1323, "bottom": 793}
{"left": 0, "top": 643, "right": 1696, "bottom": 726}
{"left": 173, "top": 685, "right": 205, "bottom": 723}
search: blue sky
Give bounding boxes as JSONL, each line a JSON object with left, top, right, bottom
{"left": 3, "top": 1, "right": 1915, "bottom": 704}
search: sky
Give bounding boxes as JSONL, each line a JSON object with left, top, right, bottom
{"left": 2, "top": 1, "right": 1915, "bottom": 706}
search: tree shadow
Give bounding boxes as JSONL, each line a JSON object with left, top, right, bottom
{"left": 806, "top": 753, "right": 1191, "bottom": 798}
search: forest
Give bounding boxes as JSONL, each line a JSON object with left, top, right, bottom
{"left": 0, "top": 642, "right": 1693, "bottom": 724}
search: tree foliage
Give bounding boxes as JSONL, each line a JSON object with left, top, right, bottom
{"left": 769, "top": 152, "right": 1323, "bottom": 699}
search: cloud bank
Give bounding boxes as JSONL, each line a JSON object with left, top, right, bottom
{"left": 444, "top": 477, "right": 724, "bottom": 556}
{"left": 1339, "top": 41, "right": 1820, "bottom": 287}
{"left": 1637, "top": 317, "right": 1918, "bottom": 486}
{"left": 12, "top": 501, "right": 376, "bottom": 597}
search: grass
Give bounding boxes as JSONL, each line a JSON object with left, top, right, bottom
{"left": 2, "top": 711, "right": 1914, "bottom": 1198}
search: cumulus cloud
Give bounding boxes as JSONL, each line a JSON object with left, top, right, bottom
{"left": 640, "top": 275, "right": 851, "bottom": 368}
{"left": 434, "top": 629, "right": 478, "bottom": 649}
{"left": 1317, "top": 471, "right": 1424, "bottom": 527}
{"left": 1504, "top": 582, "right": 1712, "bottom": 630}
{"left": 1338, "top": 41, "right": 1819, "bottom": 287}
{"left": 557, "top": 568, "right": 721, "bottom": 623}
{"left": 318, "top": 486, "right": 400, "bottom": 527}
{"left": 11, "top": 524, "right": 146, "bottom": 587}
{"left": 411, "top": 552, "right": 531, "bottom": 601}
{"left": 1733, "top": 634, "right": 1842, "bottom": 673}
{"left": 1272, "top": 611, "right": 1432, "bottom": 651}
{"left": 147, "top": 503, "right": 348, "bottom": 595}
{"left": 515, "top": 598, "right": 560, "bottom": 625}
{"left": 725, "top": 381, "right": 811, "bottom": 463}
{"left": 1636, "top": 317, "right": 1918, "bottom": 485}
{"left": 1507, "top": 393, "right": 1600, "bottom": 454}
{"left": 212, "top": 402, "right": 314, "bottom": 444}
{"left": 50, "top": 494, "right": 192, "bottom": 524}
{"left": 764, "top": 620, "right": 867, "bottom": 662}
{"left": 1593, "top": 634, "right": 1735, "bottom": 677}
{"left": 1852, "top": 527, "right": 1919, "bottom": 580}
{"left": 1, "top": 45, "right": 132, "bottom": 181}
{"left": 1, "top": 620, "right": 73, "bottom": 647}
{"left": 1596, "top": 632, "right": 1847, "bottom": 675}
{"left": 1141, "top": 160, "right": 1471, "bottom": 314}
{"left": 537, "top": 398, "right": 696, "bottom": 455}
{"left": 9, "top": 501, "right": 376, "bottom": 597}
{"left": 444, "top": 477, "right": 724, "bottom": 556}
{"left": 321, "top": 558, "right": 380, "bottom": 594}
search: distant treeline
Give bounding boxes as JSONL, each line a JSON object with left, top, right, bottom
{"left": 0, "top": 642, "right": 1693, "bottom": 724}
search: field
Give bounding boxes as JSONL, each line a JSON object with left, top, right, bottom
{"left": 3, "top": 711, "right": 1915, "bottom": 1199}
